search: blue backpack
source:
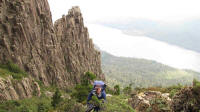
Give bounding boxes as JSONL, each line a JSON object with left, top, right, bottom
{"left": 93, "top": 81, "right": 106, "bottom": 91}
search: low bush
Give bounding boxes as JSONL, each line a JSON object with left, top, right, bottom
{"left": 123, "top": 84, "right": 132, "bottom": 95}
{"left": 193, "top": 79, "right": 200, "bottom": 95}
{"left": 51, "top": 88, "right": 63, "bottom": 109}
{"left": 0, "top": 61, "right": 27, "bottom": 80}
{"left": 57, "top": 99, "right": 85, "bottom": 112}
{"left": 114, "top": 85, "right": 120, "bottom": 95}
{"left": 72, "top": 71, "right": 96, "bottom": 103}
{"left": 0, "top": 96, "right": 52, "bottom": 112}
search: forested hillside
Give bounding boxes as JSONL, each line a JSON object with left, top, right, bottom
{"left": 101, "top": 51, "right": 200, "bottom": 88}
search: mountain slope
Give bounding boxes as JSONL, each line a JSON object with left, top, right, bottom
{"left": 101, "top": 51, "right": 200, "bottom": 88}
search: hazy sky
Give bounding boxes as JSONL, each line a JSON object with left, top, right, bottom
{"left": 48, "top": 0, "right": 200, "bottom": 23}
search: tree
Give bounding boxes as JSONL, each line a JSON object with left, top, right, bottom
{"left": 72, "top": 72, "right": 96, "bottom": 103}
{"left": 114, "top": 85, "right": 120, "bottom": 95}
{"left": 51, "top": 88, "right": 63, "bottom": 108}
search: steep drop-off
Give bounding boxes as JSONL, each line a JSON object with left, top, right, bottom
{"left": 0, "top": 0, "right": 104, "bottom": 101}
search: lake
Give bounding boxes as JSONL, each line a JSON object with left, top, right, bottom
{"left": 87, "top": 24, "right": 200, "bottom": 72}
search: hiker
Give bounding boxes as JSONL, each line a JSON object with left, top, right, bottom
{"left": 87, "top": 81, "right": 106, "bottom": 111}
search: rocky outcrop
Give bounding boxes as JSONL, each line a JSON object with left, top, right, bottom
{"left": 0, "top": 0, "right": 104, "bottom": 100}
{"left": 128, "top": 91, "right": 171, "bottom": 112}
{"left": 0, "top": 76, "right": 40, "bottom": 102}
{"left": 54, "top": 6, "right": 104, "bottom": 83}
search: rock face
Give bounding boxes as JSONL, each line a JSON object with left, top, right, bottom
{"left": 0, "top": 0, "right": 104, "bottom": 100}
{"left": 0, "top": 76, "right": 41, "bottom": 102}
{"left": 128, "top": 91, "right": 171, "bottom": 112}
{"left": 54, "top": 6, "right": 104, "bottom": 83}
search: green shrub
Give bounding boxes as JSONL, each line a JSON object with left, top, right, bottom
{"left": 72, "top": 84, "right": 92, "bottom": 103}
{"left": 193, "top": 79, "right": 200, "bottom": 93}
{"left": 0, "top": 61, "right": 27, "bottom": 80}
{"left": 0, "top": 100, "right": 21, "bottom": 111}
{"left": 89, "top": 95, "right": 101, "bottom": 107}
{"left": 57, "top": 99, "right": 85, "bottom": 112}
{"left": 193, "top": 78, "right": 200, "bottom": 105}
{"left": 104, "top": 95, "right": 135, "bottom": 112}
{"left": 72, "top": 72, "right": 96, "bottom": 103}
{"left": 81, "top": 71, "right": 96, "bottom": 86}
{"left": 106, "top": 86, "right": 115, "bottom": 95}
{"left": 169, "top": 89, "right": 177, "bottom": 98}
{"left": 123, "top": 84, "right": 132, "bottom": 95}
{"left": 148, "top": 97, "right": 170, "bottom": 112}
{"left": 7, "top": 61, "right": 24, "bottom": 73}
{"left": 51, "top": 88, "right": 63, "bottom": 108}
{"left": 114, "top": 85, "right": 120, "bottom": 95}
{"left": 18, "top": 105, "right": 30, "bottom": 112}
{"left": 0, "top": 96, "right": 52, "bottom": 112}
{"left": 37, "top": 102, "right": 49, "bottom": 112}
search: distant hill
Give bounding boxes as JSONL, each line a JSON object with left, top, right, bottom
{"left": 101, "top": 51, "right": 200, "bottom": 88}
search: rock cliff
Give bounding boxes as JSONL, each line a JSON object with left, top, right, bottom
{"left": 0, "top": 0, "right": 104, "bottom": 100}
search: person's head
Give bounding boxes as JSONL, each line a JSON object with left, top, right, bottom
{"left": 95, "top": 85, "right": 102, "bottom": 95}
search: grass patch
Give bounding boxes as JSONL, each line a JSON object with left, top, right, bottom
{"left": 0, "top": 61, "right": 28, "bottom": 80}
{"left": 0, "top": 96, "right": 52, "bottom": 112}
{"left": 104, "top": 95, "right": 135, "bottom": 112}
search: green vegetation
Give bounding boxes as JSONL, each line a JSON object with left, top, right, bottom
{"left": 193, "top": 78, "right": 200, "bottom": 94}
{"left": 134, "top": 84, "right": 183, "bottom": 98}
{"left": 0, "top": 61, "right": 27, "bottom": 80}
{"left": 0, "top": 96, "right": 52, "bottom": 112}
{"left": 56, "top": 98, "right": 85, "bottom": 112}
{"left": 72, "top": 72, "right": 96, "bottom": 103}
{"left": 123, "top": 84, "right": 132, "bottom": 95}
{"left": 104, "top": 95, "right": 135, "bottom": 112}
{"left": 0, "top": 92, "right": 135, "bottom": 112}
{"left": 102, "top": 51, "right": 200, "bottom": 88}
{"left": 0, "top": 84, "right": 85, "bottom": 112}
{"left": 51, "top": 88, "right": 63, "bottom": 108}
{"left": 147, "top": 97, "right": 170, "bottom": 112}
{"left": 114, "top": 85, "right": 120, "bottom": 95}
{"left": 87, "top": 87, "right": 135, "bottom": 112}
{"left": 0, "top": 73, "right": 136, "bottom": 112}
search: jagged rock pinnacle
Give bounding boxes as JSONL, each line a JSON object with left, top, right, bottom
{"left": 68, "top": 6, "right": 81, "bottom": 16}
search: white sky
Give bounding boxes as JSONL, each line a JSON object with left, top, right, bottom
{"left": 48, "top": 0, "right": 200, "bottom": 23}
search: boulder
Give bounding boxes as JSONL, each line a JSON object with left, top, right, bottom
{"left": 128, "top": 91, "right": 171, "bottom": 112}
